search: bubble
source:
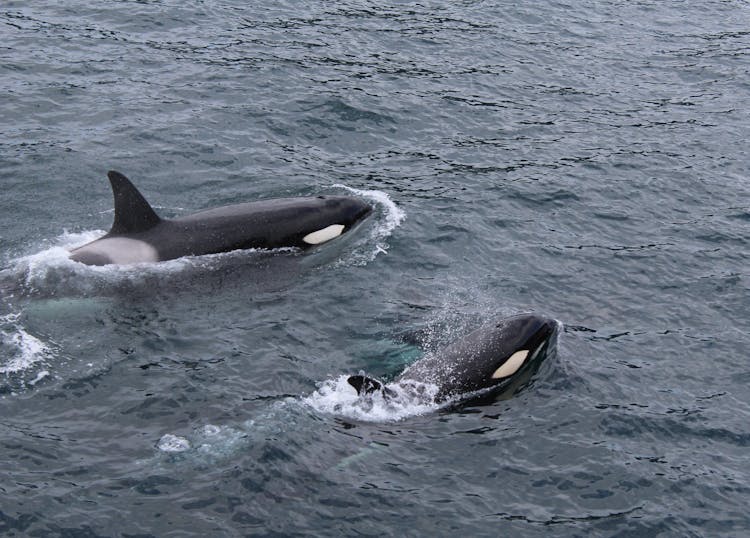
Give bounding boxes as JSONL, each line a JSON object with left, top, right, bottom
{"left": 157, "top": 434, "right": 191, "bottom": 453}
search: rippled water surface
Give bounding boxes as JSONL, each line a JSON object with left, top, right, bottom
{"left": 2, "top": 1, "right": 750, "bottom": 536}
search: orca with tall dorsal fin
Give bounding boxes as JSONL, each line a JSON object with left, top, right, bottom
{"left": 347, "top": 313, "right": 559, "bottom": 404}
{"left": 69, "top": 171, "right": 373, "bottom": 266}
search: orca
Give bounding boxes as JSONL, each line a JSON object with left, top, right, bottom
{"left": 69, "top": 171, "right": 373, "bottom": 266}
{"left": 348, "top": 313, "right": 558, "bottom": 404}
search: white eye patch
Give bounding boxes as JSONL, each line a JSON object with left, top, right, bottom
{"left": 491, "top": 349, "right": 529, "bottom": 379}
{"left": 303, "top": 224, "right": 345, "bottom": 245}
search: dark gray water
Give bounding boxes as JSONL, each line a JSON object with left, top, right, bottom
{"left": 2, "top": 1, "right": 750, "bottom": 536}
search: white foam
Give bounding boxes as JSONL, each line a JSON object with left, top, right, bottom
{"left": 156, "top": 423, "right": 249, "bottom": 460}
{"left": 0, "top": 313, "right": 51, "bottom": 374}
{"left": 332, "top": 184, "right": 406, "bottom": 261}
{"left": 157, "top": 434, "right": 191, "bottom": 453}
{"left": 7, "top": 230, "right": 158, "bottom": 293}
{"left": 302, "top": 375, "right": 442, "bottom": 422}
{"left": 10, "top": 230, "right": 100, "bottom": 285}
{"left": 199, "top": 424, "right": 222, "bottom": 437}
{"left": 28, "top": 370, "right": 50, "bottom": 385}
{"left": 193, "top": 424, "right": 247, "bottom": 456}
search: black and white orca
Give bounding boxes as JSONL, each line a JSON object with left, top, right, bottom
{"left": 69, "top": 171, "right": 373, "bottom": 266}
{"left": 348, "top": 313, "right": 558, "bottom": 404}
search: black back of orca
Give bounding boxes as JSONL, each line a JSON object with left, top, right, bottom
{"left": 348, "top": 313, "right": 558, "bottom": 404}
{"left": 399, "top": 313, "right": 557, "bottom": 401}
{"left": 70, "top": 171, "right": 373, "bottom": 265}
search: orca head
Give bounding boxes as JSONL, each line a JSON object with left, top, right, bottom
{"left": 319, "top": 195, "right": 372, "bottom": 227}
{"left": 301, "top": 196, "right": 373, "bottom": 246}
{"left": 464, "top": 313, "right": 558, "bottom": 395}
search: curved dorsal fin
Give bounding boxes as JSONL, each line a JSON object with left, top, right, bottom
{"left": 107, "top": 170, "right": 161, "bottom": 235}
{"left": 347, "top": 375, "right": 384, "bottom": 395}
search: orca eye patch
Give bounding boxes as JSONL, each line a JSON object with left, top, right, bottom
{"left": 491, "top": 349, "right": 529, "bottom": 379}
{"left": 303, "top": 224, "right": 345, "bottom": 245}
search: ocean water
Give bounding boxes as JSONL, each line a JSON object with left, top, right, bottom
{"left": 2, "top": 1, "right": 749, "bottom": 536}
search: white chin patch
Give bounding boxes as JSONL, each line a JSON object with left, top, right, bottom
{"left": 303, "top": 224, "right": 345, "bottom": 245}
{"left": 491, "top": 349, "right": 529, "bottom": 379}
{"left": 74, "top": 237, "right": 159, "bottom": 265}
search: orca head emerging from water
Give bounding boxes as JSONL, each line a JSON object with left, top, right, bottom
{"left": 348, "top": 313, "right": 558, "bottom": 404}
{"left": 69, "top": 171, "right": 373, "bottom": 266}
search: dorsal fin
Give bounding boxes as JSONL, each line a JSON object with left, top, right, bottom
{"left": 107, "top": 170, "right": 161, "bottom": 235}
{"left": 347, "top": 375, "right": 384, "bottom": 395}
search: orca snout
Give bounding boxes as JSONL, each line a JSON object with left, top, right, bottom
{"left": 535, "top": 316, "right": 557, "bottom": 338}
{"left": 498, "top": 313, "right": 556, "bottom": 338}
{"left": 326, "top": 196, "right": 373, "bottom": 226}
{"left": 523, "top": 315, "right": 558, "bottom": 350}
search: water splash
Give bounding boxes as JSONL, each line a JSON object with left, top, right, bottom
{"left": 156, "top": 433, "right": 191, "bottom": 453}
{"left": 0, "top": 313, "right": 51, "bottom": 375}
{"left": 155, "top": 420, "right": 261, "bottom": 463}
{"left": 332, "top": 184, "right": 406, "bottom": 262}
{"left": 156, "top": 424, "right": 249, "bottom": 457}
{"left": 8, "top": 230, "right": 203, "bottom": 293}
{"left": 303, "top": 375, "right": 442, "bottom": 422}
